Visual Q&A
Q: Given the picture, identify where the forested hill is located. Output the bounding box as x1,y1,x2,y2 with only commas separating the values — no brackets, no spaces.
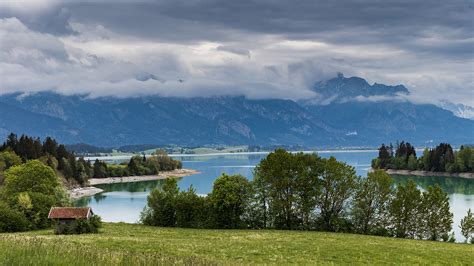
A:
1,75,472,147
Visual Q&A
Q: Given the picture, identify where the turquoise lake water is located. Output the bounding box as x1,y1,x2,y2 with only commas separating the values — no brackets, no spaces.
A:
75,151,474,240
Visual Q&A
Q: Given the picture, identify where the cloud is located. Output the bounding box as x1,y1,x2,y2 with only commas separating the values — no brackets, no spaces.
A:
0,0,74,34
216,45,251,58
0,0,472,107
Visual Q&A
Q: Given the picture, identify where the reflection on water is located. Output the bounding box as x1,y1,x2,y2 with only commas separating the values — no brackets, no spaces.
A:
391,175,474,195
75,151,474,240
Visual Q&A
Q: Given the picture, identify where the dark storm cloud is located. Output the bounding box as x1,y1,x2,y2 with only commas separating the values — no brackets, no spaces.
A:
65,0,473,57
0,0,473,106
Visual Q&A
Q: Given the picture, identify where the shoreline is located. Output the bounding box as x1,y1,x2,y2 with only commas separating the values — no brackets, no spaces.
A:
68,169,200,199
375,168,474,179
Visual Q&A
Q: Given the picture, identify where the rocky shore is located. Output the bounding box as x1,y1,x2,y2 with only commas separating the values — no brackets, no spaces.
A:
68,169,200,199
378,169,474,179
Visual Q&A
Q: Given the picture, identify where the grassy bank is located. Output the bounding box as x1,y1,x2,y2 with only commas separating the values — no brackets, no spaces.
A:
1,223,472,265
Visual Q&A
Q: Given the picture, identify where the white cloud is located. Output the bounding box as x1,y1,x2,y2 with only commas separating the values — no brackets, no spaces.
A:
0,1,473,108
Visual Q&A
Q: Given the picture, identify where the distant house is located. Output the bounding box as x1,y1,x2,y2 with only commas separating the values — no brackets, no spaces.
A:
48,207,94,234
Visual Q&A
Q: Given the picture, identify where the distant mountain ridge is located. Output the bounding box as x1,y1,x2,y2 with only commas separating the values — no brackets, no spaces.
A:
309,73,409,104
0,74,472,147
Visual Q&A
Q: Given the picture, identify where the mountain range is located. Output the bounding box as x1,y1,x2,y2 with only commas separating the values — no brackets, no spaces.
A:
0,74,472,148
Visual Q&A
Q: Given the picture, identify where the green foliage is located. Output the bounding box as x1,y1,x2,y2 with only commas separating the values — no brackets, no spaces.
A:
374,142,473,173
254,149,325,230
0,150,22,172
407,154,417,170
93,159,108,178
389,180,422,238
352,170,393,235
137,149,458,244
0,201,29,232
1,160,68,230
54,214,102,235
316,157,358,232
208,174,251,229
459,209,474,243
3,160,62,196
420,185,453,241
140,178,179,227
175,186,208,228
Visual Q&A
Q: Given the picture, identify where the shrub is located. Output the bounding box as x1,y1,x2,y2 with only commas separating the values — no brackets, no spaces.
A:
0,201,29,232
54,215,102,235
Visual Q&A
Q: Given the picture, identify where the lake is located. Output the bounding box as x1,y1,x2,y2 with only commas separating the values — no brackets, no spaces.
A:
76,151,474,240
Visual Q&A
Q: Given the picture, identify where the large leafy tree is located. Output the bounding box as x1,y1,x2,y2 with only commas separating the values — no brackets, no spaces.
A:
293,153,324,229
209,174,251,229
352,169,393,235
1,160,68,229
140,178,179,227
389,180,422,238
420,185,453,241
254,149,297,229
316,157,358,232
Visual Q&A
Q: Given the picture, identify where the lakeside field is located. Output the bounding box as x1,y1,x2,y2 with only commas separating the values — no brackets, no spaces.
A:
0,223,472,265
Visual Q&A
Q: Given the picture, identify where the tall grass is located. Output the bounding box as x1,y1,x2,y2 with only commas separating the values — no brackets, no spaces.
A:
0,235,211,266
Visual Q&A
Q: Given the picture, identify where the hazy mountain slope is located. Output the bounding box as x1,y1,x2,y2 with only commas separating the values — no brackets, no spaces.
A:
302,74,473,146
1,74,472,147
305,101,474,146
0,93,339,146
0,102,88,143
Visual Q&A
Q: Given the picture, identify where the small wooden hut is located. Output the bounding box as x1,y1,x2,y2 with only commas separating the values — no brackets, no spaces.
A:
48,207,94,234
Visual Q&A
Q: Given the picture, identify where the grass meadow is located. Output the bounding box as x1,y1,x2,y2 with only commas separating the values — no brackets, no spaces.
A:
0,223,472,265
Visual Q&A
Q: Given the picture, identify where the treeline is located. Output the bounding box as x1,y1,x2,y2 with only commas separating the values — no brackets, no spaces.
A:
0,133,182,186
141,149,474,243
0,133,88,184
92,151,182,178
372,141,474,173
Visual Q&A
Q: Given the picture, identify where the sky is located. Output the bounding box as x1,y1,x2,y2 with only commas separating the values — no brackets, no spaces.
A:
0,0,473,106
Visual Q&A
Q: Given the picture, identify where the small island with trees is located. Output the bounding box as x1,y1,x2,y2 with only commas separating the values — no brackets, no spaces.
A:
372,141,474,179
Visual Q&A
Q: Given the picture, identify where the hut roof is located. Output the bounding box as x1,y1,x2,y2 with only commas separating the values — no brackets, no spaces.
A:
48,207,93,219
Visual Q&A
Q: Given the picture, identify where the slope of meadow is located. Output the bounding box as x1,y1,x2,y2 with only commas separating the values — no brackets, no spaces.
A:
0,223,472,265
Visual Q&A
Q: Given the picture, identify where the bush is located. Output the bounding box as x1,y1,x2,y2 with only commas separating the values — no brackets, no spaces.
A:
54,215,102,235
0,201,29,232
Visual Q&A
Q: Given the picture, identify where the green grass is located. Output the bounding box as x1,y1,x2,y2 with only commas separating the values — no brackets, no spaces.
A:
1,223,472,265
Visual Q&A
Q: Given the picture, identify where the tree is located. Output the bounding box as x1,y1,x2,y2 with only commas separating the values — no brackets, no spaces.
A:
407,155,417,171
42,137,58,158
2,160,68,229
352,170,393,235
389,180,422,238
378,144,391,168
0,201,29,232
420,185,453,241
459,209,474,243
3,160,63,197
209,174,251,229
56,144,69,161
316,157,358,232
0,151,22,173
140,178,179,227
253,149,297,229
422,148,431,171
293,153,323,229
175,186,208,228
247,170,270,229
93,159,108,178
